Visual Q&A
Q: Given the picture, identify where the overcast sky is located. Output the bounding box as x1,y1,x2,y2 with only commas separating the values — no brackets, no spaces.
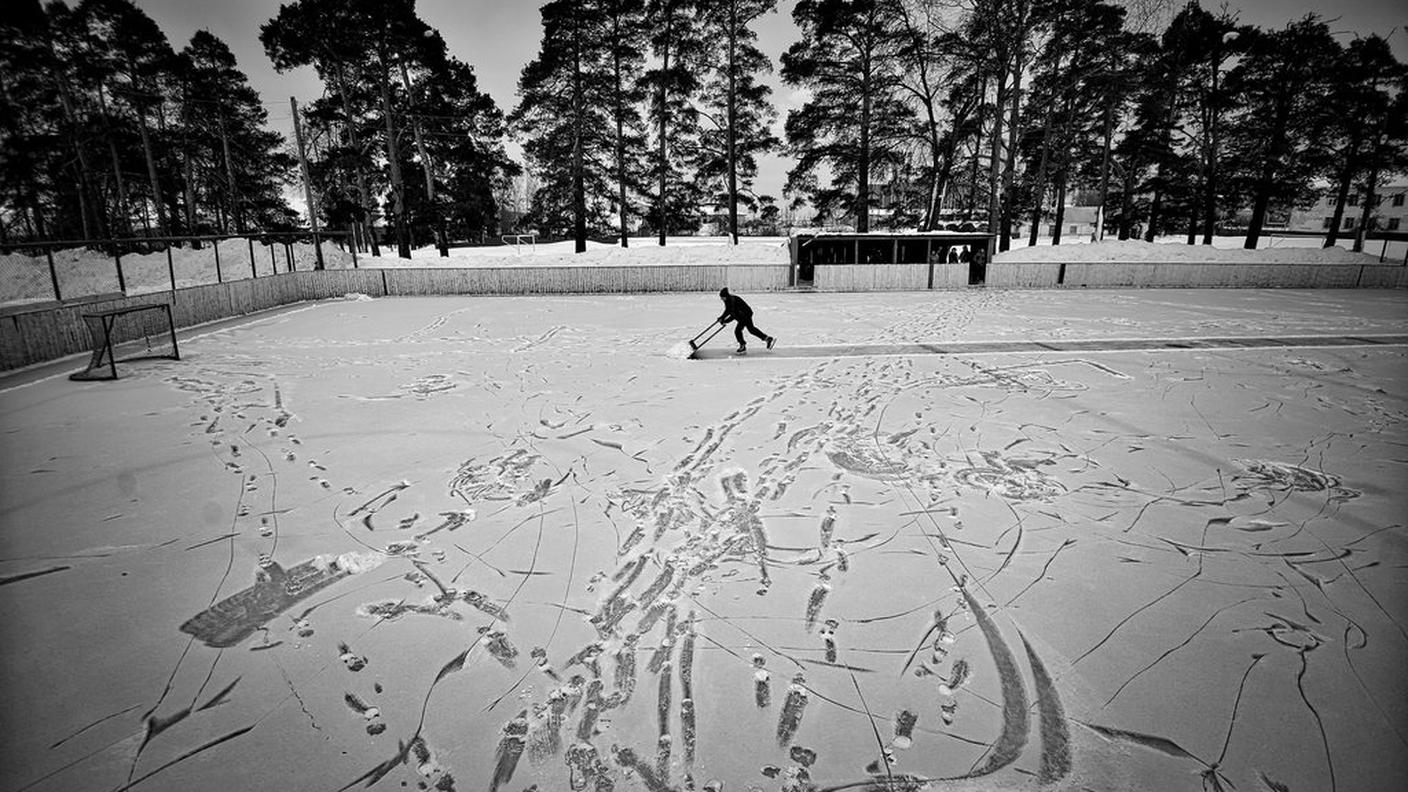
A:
129,0,1406,201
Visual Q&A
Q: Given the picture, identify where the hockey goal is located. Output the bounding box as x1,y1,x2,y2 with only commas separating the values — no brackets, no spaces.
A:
69,303,181,381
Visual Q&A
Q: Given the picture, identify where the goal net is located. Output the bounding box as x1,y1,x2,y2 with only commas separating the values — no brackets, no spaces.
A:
69,303,181,381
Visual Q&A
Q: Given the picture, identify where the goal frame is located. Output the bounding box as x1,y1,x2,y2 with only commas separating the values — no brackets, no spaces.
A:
69,303,181,381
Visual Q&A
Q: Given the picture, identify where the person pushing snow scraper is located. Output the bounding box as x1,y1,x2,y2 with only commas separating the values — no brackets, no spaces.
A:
717,287,775,355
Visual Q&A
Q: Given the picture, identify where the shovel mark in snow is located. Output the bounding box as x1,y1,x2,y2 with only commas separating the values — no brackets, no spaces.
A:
679,614,698,765
179,556,354,648
754,654,772,708
615,634,639,704
804,581,831,632
776,673,809,747
489,710,529,792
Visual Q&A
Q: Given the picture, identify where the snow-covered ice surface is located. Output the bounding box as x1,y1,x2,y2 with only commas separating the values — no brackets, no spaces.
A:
1,288,1406,792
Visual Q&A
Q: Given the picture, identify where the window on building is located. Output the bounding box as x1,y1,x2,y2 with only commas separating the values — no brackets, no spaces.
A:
1390,218,1402,231
1349,194,1359,206
1394,194,1405,207
1322,217,1333,229
1069,225,1079,234
1344,217,1356,230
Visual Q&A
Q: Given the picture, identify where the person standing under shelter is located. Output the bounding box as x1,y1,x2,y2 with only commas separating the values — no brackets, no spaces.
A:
717,287,775,356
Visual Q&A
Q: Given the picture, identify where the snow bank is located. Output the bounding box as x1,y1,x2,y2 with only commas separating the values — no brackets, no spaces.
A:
367,236,790,269
994,238,1378,264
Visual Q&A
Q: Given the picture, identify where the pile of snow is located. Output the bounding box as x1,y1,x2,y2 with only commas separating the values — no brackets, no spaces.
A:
994,238,1380,264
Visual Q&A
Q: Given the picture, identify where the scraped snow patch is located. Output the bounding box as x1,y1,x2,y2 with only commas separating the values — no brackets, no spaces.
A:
343,292,374,301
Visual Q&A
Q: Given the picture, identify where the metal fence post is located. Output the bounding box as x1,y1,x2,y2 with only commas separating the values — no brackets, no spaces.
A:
166,245,176,293
248,238,256,278
214,238,223,283
45,246,62,301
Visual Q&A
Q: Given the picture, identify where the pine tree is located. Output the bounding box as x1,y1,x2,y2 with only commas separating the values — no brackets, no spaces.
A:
602,0,650,246
643,0,707,243
695,0,779,242
1223,15,1339,249
0,0,67,240
1320,36,1406,249
964,0,1035,239
1019,0,1131,246
512,0,620,252
262,0,385,254
400,53,519,247
782,0,914,232
176,31,294,235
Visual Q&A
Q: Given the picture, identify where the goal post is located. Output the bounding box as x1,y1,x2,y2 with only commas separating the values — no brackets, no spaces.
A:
69,303,181,381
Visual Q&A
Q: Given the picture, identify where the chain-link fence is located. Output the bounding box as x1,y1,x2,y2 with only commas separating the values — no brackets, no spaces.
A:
0,232,357,309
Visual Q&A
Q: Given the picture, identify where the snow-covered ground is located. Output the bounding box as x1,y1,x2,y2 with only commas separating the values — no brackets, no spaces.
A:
4,233,1400,309
2,287,1405,792
993,236,1393,263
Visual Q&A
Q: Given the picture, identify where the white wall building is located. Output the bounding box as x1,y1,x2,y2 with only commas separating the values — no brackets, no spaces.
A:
1288,183,1408,233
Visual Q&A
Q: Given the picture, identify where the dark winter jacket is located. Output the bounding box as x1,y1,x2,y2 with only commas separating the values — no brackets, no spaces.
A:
718,292,753,324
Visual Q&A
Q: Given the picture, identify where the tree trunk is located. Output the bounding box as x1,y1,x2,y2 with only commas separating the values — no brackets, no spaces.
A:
1095,103,1113,241
183,145,197,240
135,104,168,237
399,63,445,257
612,12,629,248
379,72,410,259
572,3,588,253
1027,106,1053,247
969,73,985,217
985,68,1008,236
857,46,871,233
725,0,739,243
217,114,240,234
1201,45,1224,245
1324,150,1356,248
1354,164,1380,254
335,67,379,257
1145,180,1162,242
1052,175,1066,245
999,55,1024,251
1243,173,1271,250
98,87,130,235
657,5,672,246
1118,163,1134,240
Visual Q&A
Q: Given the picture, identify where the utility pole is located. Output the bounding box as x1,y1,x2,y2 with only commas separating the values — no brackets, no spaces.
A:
291,97,324,269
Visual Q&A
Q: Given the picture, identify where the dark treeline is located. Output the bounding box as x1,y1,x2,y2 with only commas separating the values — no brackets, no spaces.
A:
0,0,296,245
516,0,1407,252
2,0,1405,256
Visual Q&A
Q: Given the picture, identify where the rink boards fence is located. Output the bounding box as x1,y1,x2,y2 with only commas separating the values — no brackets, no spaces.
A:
2,260,1405,372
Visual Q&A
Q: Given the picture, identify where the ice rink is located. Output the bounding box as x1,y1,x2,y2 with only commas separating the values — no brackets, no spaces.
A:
2,287,1406,792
